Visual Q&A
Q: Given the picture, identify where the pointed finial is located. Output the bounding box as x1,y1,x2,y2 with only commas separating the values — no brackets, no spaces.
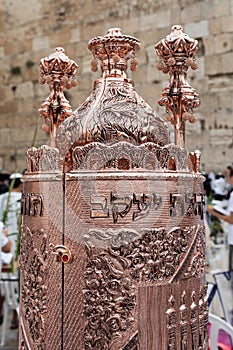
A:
88,28,140,78
38,47,79,147
155,25,200,148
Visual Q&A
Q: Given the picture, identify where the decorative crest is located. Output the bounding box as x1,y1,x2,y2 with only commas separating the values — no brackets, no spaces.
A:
88,28,140,77
38,47,78,147
155,25,200,148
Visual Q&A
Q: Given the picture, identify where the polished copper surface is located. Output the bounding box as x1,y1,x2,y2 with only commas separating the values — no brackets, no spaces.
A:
57,28,169,172
155,24,200,148
38,47,78,148
19,26,208,350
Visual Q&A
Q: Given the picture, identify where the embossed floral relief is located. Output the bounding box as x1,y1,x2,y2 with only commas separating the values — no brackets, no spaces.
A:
26,145,61,173
83,251,136,349
83,225,205,349
57,79,169,162
19,226,49,349
72,141,188,172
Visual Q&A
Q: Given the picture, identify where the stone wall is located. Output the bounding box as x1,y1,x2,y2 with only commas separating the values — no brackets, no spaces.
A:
0,0,233,174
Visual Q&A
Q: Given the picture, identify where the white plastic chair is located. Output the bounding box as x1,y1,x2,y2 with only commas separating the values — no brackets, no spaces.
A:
0,271,19,346
213,270,233,325
209,313,233,350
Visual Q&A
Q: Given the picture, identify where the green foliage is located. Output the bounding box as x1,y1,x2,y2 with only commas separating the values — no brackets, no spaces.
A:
10,66,21,75
2,177,16,225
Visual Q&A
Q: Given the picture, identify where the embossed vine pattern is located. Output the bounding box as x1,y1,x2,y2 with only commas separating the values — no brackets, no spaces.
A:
20,226,49,350
83,248,136,349
83,225,204,349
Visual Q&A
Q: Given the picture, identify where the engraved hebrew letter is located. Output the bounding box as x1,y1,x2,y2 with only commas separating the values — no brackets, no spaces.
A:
90,194,109,218
152,193,162,210
132,193,152,221
110,192,132,223
170,194,184,217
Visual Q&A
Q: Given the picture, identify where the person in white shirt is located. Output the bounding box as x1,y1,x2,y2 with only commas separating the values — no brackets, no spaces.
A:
0,221,12,255
0,172,22,329
207,167,233,270
0,172,22,259
0,221,12,325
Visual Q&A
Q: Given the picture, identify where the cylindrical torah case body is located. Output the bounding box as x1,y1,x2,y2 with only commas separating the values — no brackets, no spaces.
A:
19,26,208,350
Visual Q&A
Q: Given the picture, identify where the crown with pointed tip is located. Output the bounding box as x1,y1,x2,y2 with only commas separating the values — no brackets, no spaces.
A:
88,28,140,77
155,25,198,71
39,47,78,89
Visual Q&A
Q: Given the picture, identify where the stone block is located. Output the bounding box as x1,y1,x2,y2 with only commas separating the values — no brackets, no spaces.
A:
82,23,105,41
32,36,50,51
156,10,171,29
0,156,4,170
4,0,42,25
0,46,4,59
221,15,233,33
70,28,81,43
0,102,19,115
214,0,230,18
119,17,140,35
181,2,203,23
210,128,233,146
0,129,11,147
10,126,36,144
185,20,209,38
205,55,222,76
50,31,71,48
139,30,159,47
221,52,233,74
214,33,233,54
195,77,209,94
139,13,158,32
23,66,40,82
15,81,35,99
209,18,222,36
203,36,215,56
0,86,14,103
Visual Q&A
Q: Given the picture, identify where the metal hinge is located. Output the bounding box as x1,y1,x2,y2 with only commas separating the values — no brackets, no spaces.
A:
49,243,73,264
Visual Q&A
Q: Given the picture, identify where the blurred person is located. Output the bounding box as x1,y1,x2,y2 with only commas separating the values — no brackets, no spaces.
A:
224,165,233,198
207,166,233,271
212,173,226,199
0,173,9,195
0,172,22,329
0,172,22,259
208,171,216,191
0,221,12,254
0,221,12,325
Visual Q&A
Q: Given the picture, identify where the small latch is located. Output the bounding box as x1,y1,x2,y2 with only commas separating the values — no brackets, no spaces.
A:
49,243,73,264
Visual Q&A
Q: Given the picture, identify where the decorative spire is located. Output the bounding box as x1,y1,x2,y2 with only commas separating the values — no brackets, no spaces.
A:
155,25,200,148
88,28,140,78
38,47,78,148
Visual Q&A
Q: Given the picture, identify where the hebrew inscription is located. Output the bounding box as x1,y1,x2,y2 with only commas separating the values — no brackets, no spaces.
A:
90,191,205,223
21,193,43,217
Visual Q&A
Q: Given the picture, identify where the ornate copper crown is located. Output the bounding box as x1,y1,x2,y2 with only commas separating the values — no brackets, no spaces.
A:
88,28,140,76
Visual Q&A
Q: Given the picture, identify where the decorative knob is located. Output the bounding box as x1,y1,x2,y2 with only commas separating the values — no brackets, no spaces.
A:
155,25,200,148
88,28,140,76
49,243,73,264
38,47,79,148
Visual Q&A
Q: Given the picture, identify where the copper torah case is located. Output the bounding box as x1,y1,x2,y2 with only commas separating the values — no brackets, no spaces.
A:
19,26,208,349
